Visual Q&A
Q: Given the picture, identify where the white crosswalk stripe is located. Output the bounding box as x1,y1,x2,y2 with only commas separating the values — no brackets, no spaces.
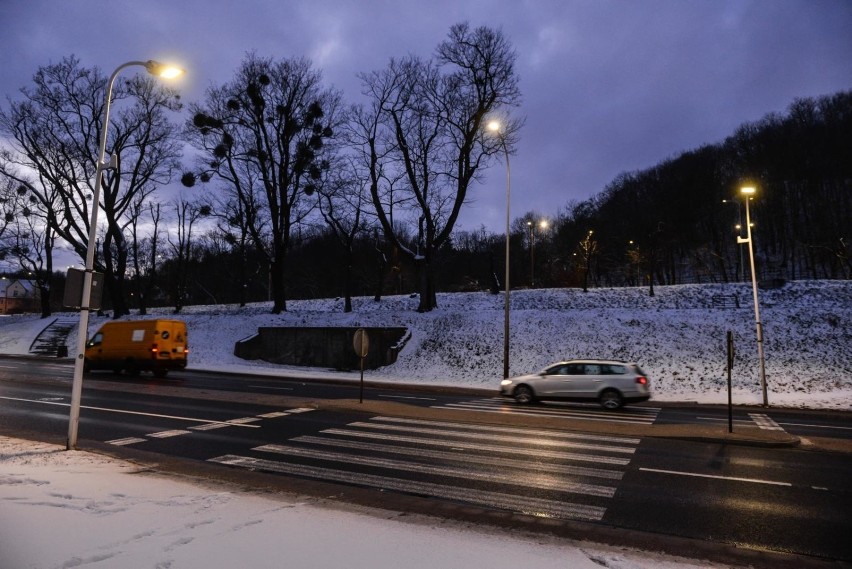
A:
433,397,660,425
209,414,645,522
749,413,785,431
287,435,626,480
318,427,631,465
210,454,608,521
255,444,617,497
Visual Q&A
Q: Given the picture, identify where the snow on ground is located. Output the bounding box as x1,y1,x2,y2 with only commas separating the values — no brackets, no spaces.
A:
0,436,731,569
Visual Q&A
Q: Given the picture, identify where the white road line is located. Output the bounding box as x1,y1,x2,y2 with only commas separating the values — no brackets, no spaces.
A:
776,421,852,432
320,428,632,465
248,385,294,391
640,467,792,486
290,435,625,480
345,421,637,454
255,444,617,497
106,437,147,446
435,403,657,424
697,416,758,425
209,455,607,521
226,417,262,424
257,411,290,418
377,394,437,401
373,416,641,445
0,395,259,428
147,430,192,439
189,423,231,431
477,398,662,413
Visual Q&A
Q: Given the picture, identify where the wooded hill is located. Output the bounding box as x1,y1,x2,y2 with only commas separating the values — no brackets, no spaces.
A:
9,91,852,313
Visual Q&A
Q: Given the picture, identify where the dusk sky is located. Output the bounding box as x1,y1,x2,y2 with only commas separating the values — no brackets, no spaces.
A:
1,0,850,234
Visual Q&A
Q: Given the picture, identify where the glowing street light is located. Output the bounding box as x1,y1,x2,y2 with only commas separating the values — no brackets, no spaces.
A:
67,60,184,450
736,185,768,407
487,120,512,379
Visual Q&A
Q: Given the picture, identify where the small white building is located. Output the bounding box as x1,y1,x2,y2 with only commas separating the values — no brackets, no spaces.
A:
0,278,40,314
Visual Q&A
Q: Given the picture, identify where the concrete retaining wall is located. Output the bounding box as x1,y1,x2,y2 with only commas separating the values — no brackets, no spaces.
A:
234,327,410,370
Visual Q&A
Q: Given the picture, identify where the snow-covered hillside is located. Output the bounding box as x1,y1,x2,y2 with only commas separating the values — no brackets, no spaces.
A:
1,280,849,410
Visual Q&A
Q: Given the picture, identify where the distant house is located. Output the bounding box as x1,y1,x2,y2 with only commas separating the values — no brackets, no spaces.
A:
0,279,41,314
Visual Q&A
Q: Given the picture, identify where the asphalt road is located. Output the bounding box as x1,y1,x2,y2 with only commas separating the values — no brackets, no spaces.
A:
1,356,850,568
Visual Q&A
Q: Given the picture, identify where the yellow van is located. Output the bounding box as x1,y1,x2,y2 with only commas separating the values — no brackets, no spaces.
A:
84,319,188,377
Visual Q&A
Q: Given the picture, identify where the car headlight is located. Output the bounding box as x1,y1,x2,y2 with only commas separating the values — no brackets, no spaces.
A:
500,379,514,386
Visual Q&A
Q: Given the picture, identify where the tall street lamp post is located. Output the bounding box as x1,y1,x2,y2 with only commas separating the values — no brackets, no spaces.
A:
736,185,768,407
527,221,534,286
67,60,183,450
527,219,547,287
487,120,511,379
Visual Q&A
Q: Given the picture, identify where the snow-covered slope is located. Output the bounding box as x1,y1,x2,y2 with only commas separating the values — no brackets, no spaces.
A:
1,280,849,410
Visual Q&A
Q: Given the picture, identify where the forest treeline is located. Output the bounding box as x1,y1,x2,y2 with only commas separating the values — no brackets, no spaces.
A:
0,22,849,318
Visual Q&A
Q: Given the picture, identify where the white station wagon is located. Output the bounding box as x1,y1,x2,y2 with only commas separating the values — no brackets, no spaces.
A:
500,359,651,409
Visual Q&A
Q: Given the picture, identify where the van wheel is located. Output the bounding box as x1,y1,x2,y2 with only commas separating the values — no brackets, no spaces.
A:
83,359,91,373
125,360,140,377
600,389,623,410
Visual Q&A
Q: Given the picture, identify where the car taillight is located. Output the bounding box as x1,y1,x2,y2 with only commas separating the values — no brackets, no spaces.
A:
151,344,159,358
636,376,648,385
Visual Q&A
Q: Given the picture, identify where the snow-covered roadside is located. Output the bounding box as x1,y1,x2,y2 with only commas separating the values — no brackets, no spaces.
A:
0,436,729,569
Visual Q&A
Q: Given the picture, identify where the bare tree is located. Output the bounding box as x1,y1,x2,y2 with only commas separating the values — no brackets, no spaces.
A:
167,197,209,313
352,23,522,312
0,176,55,317
184,53,342,313
0,56,183,317
128,197,162,314
316,157,370,312
576,230,598,293
0,178,16,262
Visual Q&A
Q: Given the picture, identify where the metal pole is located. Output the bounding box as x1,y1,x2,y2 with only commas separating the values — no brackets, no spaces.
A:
530,225,535,287
741,197,768,407
502,146,511,379
67,61,147,450
727,331,733,433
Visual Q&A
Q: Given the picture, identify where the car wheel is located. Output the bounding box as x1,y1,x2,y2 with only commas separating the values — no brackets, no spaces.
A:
600,389,623,410
513,385,535,404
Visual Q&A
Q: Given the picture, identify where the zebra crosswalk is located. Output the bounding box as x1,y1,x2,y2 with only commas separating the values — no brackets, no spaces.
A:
432,397,661,425
209,415,645,522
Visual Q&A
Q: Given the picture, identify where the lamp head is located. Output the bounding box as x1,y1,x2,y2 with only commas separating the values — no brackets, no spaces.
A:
486,120,502,133
740,186,756,196
145,60,184,79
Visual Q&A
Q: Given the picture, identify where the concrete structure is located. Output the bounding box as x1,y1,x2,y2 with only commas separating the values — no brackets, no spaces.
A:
235,327,410,370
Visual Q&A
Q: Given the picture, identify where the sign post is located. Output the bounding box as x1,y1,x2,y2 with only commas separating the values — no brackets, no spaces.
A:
727,331,734,433
353,328,369,403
